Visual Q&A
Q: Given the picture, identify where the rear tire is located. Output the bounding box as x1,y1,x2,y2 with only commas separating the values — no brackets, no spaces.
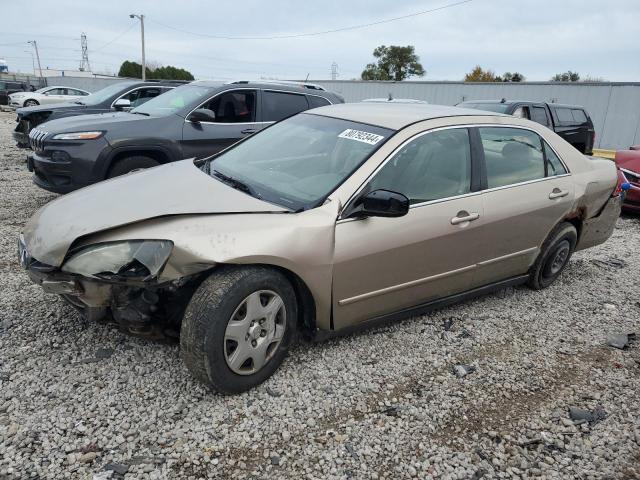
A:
527,222,577,290
180,266,297,394
24,99,39,107
107,155,159,178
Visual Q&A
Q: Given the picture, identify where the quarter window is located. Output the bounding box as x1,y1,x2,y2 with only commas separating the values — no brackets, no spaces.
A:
544,142,568,176
479,127,545,188
555,108,574,124
201,90,257,123
571,109,588,123
263,91,309,122
308,95,331,108
368,128,472,204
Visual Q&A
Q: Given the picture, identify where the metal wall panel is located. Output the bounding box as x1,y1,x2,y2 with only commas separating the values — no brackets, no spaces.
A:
312,80,640,149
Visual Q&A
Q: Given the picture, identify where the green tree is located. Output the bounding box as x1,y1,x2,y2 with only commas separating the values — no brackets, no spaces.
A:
117,61,194,81
551,71,580,82
361,45,425,81
502,71,525,82
464,66,500,82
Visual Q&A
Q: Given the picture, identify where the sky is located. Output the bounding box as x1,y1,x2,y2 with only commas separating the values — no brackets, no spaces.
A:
1,0,639,82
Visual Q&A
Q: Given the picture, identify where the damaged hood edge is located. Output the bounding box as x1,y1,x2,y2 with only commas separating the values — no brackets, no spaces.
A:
23,159,288,267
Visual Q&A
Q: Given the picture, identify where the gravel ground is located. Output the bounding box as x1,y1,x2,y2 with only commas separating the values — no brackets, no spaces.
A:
0,110,639,480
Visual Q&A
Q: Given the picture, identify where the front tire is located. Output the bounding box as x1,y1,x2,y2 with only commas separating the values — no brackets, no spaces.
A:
24,99,39,107
107,155,159,179
180,266,297,394
527,222,577,290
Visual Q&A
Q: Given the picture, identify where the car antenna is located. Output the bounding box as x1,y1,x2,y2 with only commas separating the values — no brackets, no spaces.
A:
388,92,393,101
500,97,506,103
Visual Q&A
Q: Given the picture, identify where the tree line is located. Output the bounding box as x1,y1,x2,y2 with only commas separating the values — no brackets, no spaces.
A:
359,45,603,82
118,61,194,81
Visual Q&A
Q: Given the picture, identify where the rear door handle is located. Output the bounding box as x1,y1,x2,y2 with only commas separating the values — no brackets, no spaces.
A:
450,211,480,225
241,128,256,135
549,189,569,199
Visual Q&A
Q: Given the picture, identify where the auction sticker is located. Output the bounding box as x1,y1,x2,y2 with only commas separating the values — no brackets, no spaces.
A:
338,129,384,145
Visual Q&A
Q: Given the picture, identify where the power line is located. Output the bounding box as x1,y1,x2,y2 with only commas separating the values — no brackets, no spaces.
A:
92,21,137,52
146,0,476,40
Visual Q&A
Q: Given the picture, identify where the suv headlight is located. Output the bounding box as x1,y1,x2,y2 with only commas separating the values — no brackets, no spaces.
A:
61,240,173,280
52,131,103,140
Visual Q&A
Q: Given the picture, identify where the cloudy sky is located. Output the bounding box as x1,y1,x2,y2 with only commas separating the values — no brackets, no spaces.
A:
1,0,638,81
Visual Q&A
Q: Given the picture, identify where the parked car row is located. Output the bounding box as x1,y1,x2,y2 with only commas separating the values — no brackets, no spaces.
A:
457,99,596,155
18,91,626,393
9,85,90,108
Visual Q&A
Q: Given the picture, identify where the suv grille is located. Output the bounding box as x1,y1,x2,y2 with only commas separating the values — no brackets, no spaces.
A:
29,128,47,151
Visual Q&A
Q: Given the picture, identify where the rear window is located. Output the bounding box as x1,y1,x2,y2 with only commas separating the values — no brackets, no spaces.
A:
571,109,588,123
263,91,309,122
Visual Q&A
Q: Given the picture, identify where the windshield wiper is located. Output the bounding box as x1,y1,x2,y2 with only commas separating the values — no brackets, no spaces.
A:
212,169,257,197
73,101,85,105
131,111,150,116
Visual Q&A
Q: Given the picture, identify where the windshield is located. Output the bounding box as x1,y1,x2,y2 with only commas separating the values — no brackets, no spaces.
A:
76,82,138,106
207,113,393,211
459,102,511,113
131,84,211,116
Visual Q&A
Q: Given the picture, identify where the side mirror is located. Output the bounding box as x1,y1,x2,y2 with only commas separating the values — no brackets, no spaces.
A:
188,108,216,123
348,189,409,219
113,98,131,111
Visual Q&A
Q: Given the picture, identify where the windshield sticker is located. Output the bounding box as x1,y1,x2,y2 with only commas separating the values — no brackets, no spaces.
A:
338,129,385,145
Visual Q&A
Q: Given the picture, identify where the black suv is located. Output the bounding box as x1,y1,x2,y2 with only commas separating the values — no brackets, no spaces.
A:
13,80,184,147
26,81,344,193
457,100,596,154
1,80,31,106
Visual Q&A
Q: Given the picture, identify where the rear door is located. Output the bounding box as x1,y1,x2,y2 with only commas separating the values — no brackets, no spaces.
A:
550,106,588,152
181,88,261,159
472,126,574,284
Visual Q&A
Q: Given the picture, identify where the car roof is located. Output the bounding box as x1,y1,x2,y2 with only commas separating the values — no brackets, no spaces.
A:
190,80,333,96
461,99,587,110
306,102,506,130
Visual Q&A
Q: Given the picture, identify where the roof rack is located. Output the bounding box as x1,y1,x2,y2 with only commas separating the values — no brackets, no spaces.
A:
228,80,326,91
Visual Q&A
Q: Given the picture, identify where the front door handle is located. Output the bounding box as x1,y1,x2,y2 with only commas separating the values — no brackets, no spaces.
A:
450,211,480,225
241,128,256,135
549,188,569,199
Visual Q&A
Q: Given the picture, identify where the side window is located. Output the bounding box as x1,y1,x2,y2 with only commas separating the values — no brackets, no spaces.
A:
479,127,545,188
263,91,309,122
512,106,529,119
130,87,162,107
555,108,574,124
201,90,256,123
571,109,588,124
544,142,568,176
368,128,471,204
308,95,331,108
530,107,550,126
45,88,64,95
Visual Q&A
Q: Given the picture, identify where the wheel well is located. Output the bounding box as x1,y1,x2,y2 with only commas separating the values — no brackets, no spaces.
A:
268,265,317,335
108,149,170,173
564,216,583,241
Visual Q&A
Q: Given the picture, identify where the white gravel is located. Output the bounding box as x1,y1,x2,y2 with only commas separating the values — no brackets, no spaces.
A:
1,110,639,479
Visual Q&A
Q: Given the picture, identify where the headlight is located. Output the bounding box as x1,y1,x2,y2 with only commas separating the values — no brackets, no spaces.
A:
52,131,103,140
61,240,173,280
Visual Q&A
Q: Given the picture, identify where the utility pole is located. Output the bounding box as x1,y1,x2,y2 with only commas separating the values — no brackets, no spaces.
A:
129,14,146,80
331,62,338,81
79,33,91,72
28,40,43,78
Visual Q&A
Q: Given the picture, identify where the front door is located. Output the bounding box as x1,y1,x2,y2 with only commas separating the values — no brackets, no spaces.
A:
332,127,484,328
181,89,262,159
472,126,575,284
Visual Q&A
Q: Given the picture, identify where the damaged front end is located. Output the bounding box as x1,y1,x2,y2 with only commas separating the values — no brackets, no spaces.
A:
18,236,206,339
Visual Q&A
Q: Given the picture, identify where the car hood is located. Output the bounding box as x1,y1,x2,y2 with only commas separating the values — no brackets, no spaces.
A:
614,150,640,173
17,102,88,116
23,159,288,267
36,111,152,133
